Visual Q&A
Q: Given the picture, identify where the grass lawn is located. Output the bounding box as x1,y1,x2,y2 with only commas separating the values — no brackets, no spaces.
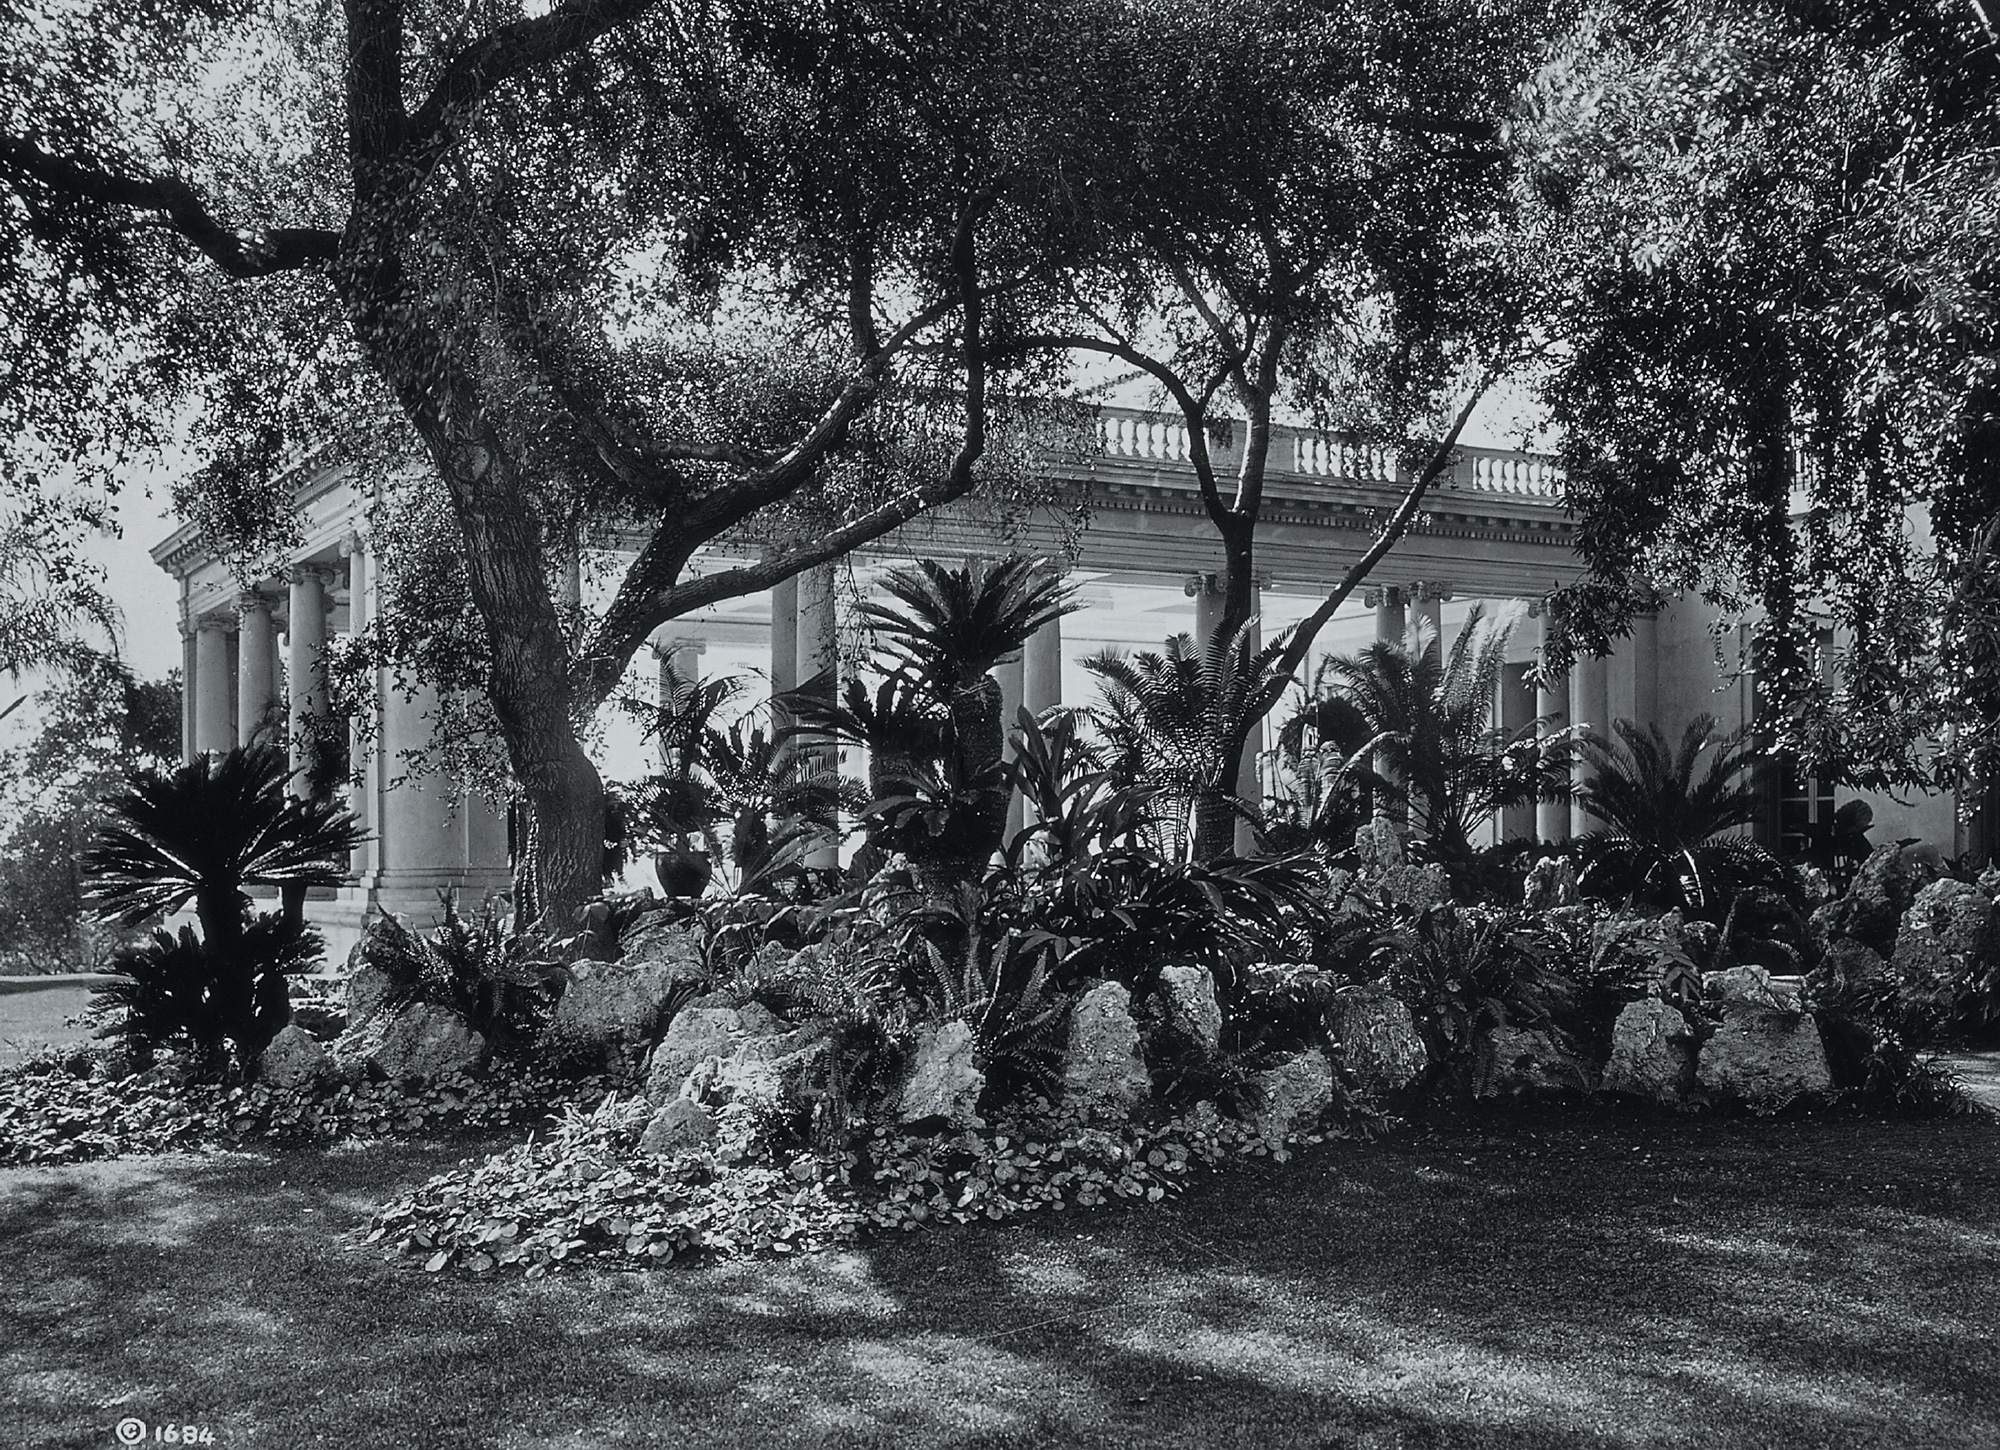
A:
0,983,99,1071
4,1110,1998,1449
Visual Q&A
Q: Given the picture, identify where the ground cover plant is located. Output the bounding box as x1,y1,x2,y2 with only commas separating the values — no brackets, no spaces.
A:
5,1109,2000,1449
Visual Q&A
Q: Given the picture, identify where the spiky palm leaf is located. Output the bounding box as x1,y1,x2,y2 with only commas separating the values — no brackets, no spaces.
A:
1323,604,1564,864
85,745,366,936
1083,624,1296,859
859,556,1075,690
1574,714,1778,912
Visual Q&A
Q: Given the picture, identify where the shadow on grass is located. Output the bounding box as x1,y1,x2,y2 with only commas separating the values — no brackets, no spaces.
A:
4,1111,1999,1449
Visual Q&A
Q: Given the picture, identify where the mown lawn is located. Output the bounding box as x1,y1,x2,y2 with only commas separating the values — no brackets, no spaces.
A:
3,1108,1997,1449
0,983,98,1071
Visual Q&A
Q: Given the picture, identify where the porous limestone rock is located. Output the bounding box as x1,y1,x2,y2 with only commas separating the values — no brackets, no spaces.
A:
1352,819,1406,873
258,1023,331,1090
344,966,395,1034
1062,981,1150,1120
644,1006,759,1101
341,1002,488,1084
639,1096,718,1156
1249,1048,1335,1141
1328,983,1427,1096
1891,878,1994,992
1601,998,1695,1103
710,1025,834,1116
1159,965,1222,1053
619,913,706,972
1696,966,1831,1107
1378,863,1451,914
548,957,699,1056
1523,856,1580,911
1823,842,1944,953
898,1020,984,1125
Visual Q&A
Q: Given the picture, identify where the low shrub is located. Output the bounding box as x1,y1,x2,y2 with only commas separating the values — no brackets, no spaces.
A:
0,1051,625,1167
369,1096,1341,1278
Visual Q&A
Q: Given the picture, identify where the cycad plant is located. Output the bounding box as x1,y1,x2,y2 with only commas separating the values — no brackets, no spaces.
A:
1322,604,1568,867
84,745,365,1074
791,555,1074,890
860,554,1075,781
1082,621,1294,861
1573,714,1784,914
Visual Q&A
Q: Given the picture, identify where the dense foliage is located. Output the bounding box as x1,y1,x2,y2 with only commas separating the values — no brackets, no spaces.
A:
83,745,364,1073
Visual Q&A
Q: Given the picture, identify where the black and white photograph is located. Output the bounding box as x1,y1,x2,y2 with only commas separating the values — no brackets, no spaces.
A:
3,1,1998,1444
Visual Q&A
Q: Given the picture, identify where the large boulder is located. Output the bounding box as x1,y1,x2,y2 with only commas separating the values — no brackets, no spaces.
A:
619,914,706,972
1248,1049,1336,1141
1824,842,1945,953
898,1020,985,1125
1696,965,1831,1107
1891,878,1994,993
1705,963,1800,1012
343,915,425,1030
337,1002,488,1084
1523,856,1580,911
258,1023,332,1091
1159,966,1222,1053
636,1000,800,1104
547,957,701,1060
1378,863,1451,914
1329,983,1427,1096
1480,1024,1596,1096
644,1005,765,1102
639,1096,718,1156
1062,981,1150,1121
708,1024,835,1118
1601,998,1695,1104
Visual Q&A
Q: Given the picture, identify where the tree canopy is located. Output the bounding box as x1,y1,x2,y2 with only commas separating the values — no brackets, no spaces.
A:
1514,0,2000,797
1,0,1128,919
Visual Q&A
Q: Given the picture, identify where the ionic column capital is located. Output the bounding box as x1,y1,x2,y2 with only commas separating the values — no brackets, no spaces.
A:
287,562,338,590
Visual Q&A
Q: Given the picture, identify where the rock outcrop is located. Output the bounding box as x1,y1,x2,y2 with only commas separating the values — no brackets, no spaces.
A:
1249,1049,1335,1141
1062,981,1149,1121
898,1020,984,1125
1329,983,1427,1096
1696,965,1830,1107
1601,998,1695,1104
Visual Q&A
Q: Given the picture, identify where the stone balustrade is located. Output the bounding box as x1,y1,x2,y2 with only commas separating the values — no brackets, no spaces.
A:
1093,404,1565,502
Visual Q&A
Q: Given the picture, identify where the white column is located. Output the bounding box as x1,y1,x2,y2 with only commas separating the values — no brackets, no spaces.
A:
1235,582,1264,856
1373,583,1406,648
236,590,278,747
287,564,330,798
1570,651,1609,838
769,576,799,700
795,564,839,869
1534,606,1572,845
1500,651,1537,844
343,536,375,881
179,620,198,763
1370,585,1407,831
1630,610,1658,729
1024,614,1063,717
1189,572,1223,650
193,617,233,757
1415,586,1444,660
